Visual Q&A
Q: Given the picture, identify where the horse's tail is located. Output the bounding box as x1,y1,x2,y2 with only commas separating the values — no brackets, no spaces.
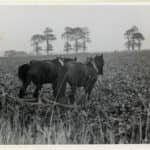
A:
18,63,30,83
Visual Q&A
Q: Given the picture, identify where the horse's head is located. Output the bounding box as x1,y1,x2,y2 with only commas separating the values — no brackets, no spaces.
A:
86,54,104,75
94,54,104,75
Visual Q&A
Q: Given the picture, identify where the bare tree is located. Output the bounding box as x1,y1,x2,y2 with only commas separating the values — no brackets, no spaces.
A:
31,34,44,55
81,27,90,52
62,27,90,53
124,25,139,51
124,29,132,50
132,32,145,50
71,27,83,53
63,42,72,54
62,27,73,53
124,40,132,51
43,27,56,55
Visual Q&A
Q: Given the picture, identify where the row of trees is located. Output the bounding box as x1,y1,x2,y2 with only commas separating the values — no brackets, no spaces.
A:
31,27,56,55
31,27,90,55
124,26,145,51
31,25,145,55
62,27,90,53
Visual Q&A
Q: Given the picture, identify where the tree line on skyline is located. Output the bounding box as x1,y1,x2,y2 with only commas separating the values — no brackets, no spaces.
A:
124,25,145,51
31,27,90,55
31,25,145,56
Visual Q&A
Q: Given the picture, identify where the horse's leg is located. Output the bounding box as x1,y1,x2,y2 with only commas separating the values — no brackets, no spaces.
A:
85,81,96,100
69,85,76,104
19,79,30,98
52,81,57,98
85,86,93,100
55,80,67,115
33,84,42,100
78,85,92,108
19,84,25,98
55,71,67,101
58,80,67,98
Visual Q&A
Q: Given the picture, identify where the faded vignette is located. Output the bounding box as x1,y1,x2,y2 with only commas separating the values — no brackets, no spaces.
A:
0,0,150,150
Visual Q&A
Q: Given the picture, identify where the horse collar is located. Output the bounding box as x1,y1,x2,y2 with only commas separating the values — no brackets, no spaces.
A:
92,61,98,73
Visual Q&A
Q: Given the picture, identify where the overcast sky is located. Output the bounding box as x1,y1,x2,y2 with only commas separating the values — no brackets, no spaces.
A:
0,5,150,55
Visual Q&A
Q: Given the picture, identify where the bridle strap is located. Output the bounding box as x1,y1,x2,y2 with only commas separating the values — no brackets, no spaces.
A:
58,58,64,66
91,60,98,73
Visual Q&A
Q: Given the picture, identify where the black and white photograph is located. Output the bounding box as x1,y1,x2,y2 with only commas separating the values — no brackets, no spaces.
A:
0,3,150,144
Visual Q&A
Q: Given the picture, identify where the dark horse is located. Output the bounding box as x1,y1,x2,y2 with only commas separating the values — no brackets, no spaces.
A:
57,54,104,104
18,57,77,101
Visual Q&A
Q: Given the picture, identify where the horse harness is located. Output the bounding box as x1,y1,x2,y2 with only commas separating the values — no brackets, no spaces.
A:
91,60,98,73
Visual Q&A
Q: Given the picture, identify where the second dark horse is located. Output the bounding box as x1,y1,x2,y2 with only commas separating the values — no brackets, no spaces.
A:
57,54,104,104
